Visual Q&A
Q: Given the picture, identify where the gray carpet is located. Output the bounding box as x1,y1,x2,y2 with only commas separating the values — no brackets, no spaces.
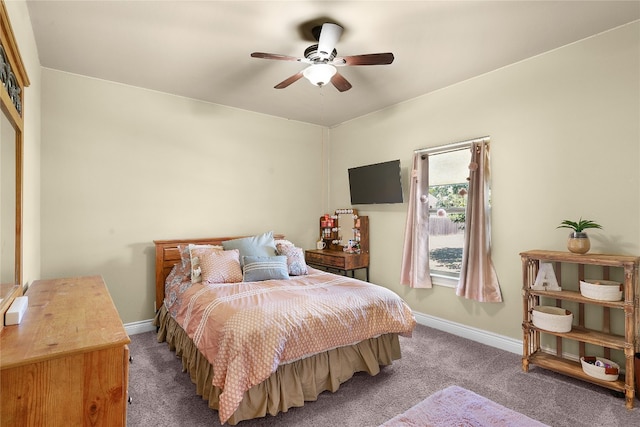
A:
126,324,639,426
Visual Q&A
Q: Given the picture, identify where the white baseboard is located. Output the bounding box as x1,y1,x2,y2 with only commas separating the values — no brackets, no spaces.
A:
124,319,156,336
413,310,522,355
125,312,523,356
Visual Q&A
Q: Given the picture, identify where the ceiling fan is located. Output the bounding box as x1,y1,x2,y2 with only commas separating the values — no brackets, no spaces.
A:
251,23,394,92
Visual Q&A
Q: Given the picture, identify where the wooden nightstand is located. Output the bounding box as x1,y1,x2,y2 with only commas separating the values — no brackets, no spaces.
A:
305,249,370,281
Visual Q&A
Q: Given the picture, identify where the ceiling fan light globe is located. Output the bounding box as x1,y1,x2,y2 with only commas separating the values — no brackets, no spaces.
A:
303,64,337,87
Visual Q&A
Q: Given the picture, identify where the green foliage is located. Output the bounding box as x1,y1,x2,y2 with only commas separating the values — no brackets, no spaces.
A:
448,213,466,230
557,218,603,233
429,183,468,209
449,213,465,224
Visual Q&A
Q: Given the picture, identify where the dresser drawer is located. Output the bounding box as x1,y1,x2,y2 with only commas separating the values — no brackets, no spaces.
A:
306,251,346,268
305,250,369,281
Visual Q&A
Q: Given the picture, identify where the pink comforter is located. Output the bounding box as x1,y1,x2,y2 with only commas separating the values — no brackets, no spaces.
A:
172,269,416,424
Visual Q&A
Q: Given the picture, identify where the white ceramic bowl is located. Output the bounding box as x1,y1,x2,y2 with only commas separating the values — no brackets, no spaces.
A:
579,279,623,302
531,306,573,333
580,356,620,381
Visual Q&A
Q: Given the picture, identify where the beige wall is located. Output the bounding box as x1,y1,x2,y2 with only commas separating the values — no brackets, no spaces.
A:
328,22,640,340
40,70,324,323
9,0,640,343
5,0,42,287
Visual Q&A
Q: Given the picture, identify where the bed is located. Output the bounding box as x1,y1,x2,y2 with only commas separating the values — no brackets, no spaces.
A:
153,232,416,425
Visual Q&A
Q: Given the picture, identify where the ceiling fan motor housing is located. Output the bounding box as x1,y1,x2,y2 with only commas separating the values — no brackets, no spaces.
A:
304,44,337,62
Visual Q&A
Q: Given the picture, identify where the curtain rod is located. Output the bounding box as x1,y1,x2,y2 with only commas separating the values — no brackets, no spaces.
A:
414,136,490,156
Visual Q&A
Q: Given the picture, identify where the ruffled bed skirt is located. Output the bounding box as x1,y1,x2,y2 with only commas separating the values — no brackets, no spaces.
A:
154,305,402,425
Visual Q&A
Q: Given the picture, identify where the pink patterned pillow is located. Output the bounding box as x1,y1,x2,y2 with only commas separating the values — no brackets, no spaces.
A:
192,247,243,284
188,244,224,283
276,244,308,276
274,239,295,247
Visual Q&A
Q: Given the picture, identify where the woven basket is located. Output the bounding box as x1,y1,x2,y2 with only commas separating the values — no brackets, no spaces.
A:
579,279,623,302
531,306,573,333
580,356,620,381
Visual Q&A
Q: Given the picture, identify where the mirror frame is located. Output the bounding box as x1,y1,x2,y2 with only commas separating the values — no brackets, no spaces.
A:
0,0,29,295
335,208,358,248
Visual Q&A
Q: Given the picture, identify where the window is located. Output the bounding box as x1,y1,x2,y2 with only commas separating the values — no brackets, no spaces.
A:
401,137,501,300
427,146,470,285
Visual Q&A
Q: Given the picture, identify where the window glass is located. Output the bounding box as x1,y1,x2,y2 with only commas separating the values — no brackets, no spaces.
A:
428,147,469,279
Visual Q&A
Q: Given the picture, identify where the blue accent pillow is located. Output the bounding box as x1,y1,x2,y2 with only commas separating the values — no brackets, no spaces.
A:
222,231,277,267
242,255,290,282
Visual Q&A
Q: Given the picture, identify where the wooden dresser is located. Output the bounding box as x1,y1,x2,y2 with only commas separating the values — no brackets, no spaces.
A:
307,210,370,281
0,276,131,426
305,250,370,281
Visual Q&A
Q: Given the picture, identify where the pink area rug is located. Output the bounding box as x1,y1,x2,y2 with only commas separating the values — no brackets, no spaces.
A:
380,385,548,427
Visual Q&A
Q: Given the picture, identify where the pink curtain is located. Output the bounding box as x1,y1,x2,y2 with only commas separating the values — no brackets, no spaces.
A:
456,142,502,302
400,153,432,288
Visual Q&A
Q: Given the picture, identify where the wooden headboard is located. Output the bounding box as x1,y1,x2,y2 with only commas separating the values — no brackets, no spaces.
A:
154,234,284,312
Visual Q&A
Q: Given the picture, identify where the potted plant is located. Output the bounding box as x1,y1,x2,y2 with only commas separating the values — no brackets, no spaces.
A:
557,218,602,254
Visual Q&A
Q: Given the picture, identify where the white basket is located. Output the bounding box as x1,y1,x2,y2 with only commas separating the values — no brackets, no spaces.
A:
531,306,573,333
579,279,623,302
580,356,620,381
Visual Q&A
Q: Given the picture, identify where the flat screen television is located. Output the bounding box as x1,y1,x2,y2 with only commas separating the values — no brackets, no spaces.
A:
348,159,403,204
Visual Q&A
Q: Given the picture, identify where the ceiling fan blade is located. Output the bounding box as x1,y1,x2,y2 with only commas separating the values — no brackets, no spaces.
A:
338,53,395,66
274,71,304,89
317,23,343,59
330,72,352,92
251,52,300,62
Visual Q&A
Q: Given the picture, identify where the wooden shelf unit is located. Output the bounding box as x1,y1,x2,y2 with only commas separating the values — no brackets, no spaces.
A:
520,250,640,409
528,351,627,393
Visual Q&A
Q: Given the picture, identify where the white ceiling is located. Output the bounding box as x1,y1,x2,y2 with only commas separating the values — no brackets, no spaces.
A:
26,1,640,127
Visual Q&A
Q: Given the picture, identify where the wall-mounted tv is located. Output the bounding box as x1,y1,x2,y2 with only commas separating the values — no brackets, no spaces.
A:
348,160,403,205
